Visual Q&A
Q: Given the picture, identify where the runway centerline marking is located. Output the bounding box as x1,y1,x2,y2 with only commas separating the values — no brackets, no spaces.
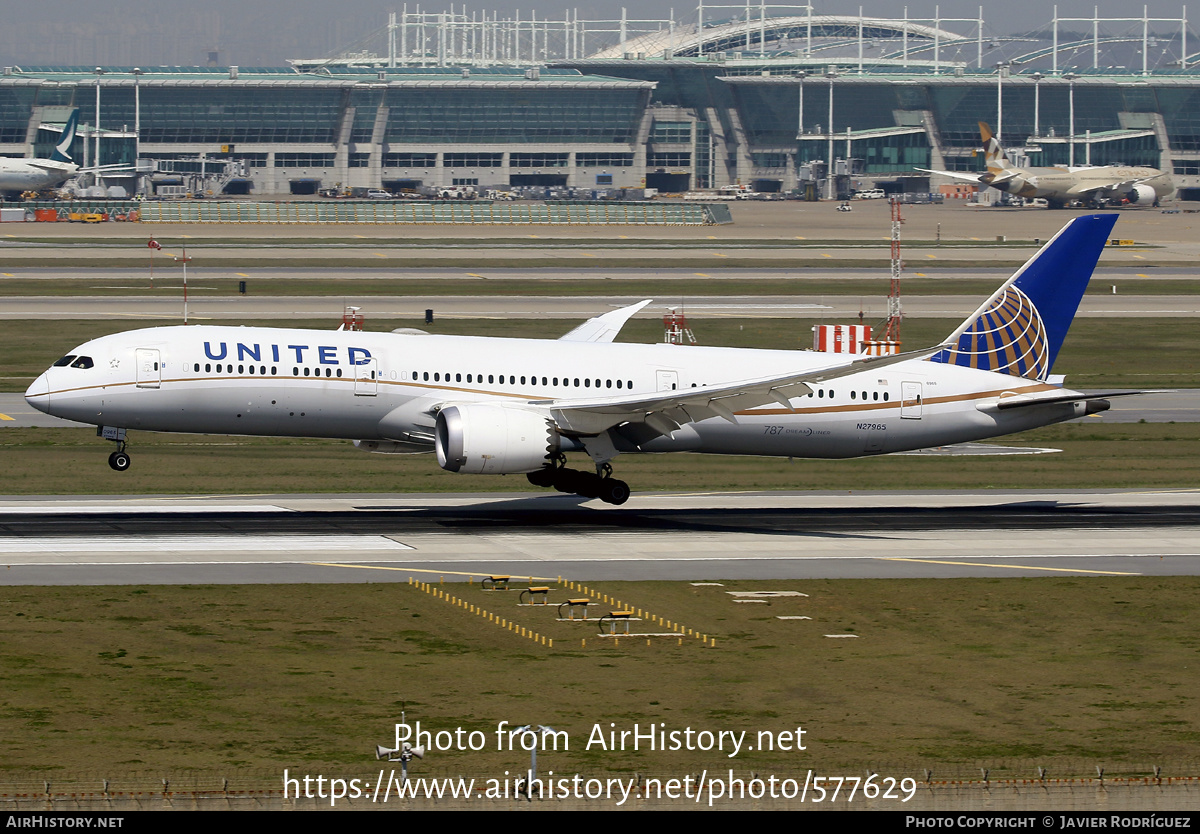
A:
880,557,1139,575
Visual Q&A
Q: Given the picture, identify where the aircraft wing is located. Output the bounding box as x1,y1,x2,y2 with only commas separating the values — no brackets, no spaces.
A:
559,299,652,343
1066,176,1156,196
24,160,72,174
540,343,948,437
914,168,985,184
1066,181,1119,195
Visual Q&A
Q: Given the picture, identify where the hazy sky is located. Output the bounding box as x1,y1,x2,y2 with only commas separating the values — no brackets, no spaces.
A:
1,1,1193,67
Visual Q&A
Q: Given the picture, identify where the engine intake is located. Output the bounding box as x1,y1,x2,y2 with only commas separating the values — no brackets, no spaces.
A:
1125,183,1156,205
435,403,557,475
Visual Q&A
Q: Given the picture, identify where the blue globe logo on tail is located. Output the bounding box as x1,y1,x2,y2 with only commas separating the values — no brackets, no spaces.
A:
931,214,1118,381
943,285,1049,380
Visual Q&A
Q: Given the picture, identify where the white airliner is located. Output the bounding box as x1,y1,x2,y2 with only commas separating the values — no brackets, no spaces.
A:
26,214,1129,505
0,111,81,194
922,122,1174,209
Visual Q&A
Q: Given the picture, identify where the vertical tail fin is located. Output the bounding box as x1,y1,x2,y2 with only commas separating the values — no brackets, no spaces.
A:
931,214,1118,380
978,121,1013,174
50,109,79,163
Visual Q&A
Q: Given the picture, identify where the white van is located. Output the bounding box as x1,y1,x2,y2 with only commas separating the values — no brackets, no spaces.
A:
853,188,886,200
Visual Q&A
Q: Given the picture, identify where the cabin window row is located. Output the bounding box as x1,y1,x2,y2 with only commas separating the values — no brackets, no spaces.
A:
194,363,282,376
802,388,891,401
415,371,635,390
192,363,362,380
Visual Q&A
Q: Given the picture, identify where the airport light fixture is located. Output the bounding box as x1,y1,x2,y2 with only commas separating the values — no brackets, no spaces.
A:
825,69,837,201
93,67,105,172
1063,71,1079,166
795,70,807,191
995,62,1010,142
131,67,143,163
795,69,807,139
1031,71,1044,138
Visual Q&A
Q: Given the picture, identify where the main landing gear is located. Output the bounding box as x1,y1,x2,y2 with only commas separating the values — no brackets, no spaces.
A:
526,458,631,505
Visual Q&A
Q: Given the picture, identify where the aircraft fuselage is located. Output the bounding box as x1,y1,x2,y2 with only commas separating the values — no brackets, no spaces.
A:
27,325,1091,461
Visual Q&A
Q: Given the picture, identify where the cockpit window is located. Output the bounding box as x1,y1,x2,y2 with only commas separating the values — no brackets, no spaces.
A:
52,355,77,367
70,356,94,369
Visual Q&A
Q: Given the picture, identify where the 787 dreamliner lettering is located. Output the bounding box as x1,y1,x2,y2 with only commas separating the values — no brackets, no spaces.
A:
26,215,1132,505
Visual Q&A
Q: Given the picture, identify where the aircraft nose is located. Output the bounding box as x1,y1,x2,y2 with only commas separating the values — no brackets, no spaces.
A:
25,372,49,414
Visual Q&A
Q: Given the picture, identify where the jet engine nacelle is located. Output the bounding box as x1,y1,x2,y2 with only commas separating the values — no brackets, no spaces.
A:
435,403,557,475
1124,183,1157,205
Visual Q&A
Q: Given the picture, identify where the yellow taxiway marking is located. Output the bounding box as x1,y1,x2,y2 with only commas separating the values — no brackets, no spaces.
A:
0,414,14,421
713,252,727,257
529,234,540,238
915,272,926,277
1133,254,1145,259
181,234,193,238
795,236,806,240
707,235,717,239
466,273,487,278
354,234,367,238
582,252,597,257
236,272,249,277
374,252,386,257
310,562,561,582
882,557,1138,576
926,254,938,259
821,253,832,258
619,235,629,239
694,272,710,277
2,273,12,277
971,236,980,240
1137,273,1148,278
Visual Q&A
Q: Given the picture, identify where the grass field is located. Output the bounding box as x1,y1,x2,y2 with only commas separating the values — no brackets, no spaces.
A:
1,577,1196,783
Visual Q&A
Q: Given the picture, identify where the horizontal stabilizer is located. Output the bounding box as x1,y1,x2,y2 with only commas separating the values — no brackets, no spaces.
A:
976,389,1163,413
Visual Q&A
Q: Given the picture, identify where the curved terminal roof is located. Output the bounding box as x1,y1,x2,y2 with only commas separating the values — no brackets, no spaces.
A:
587,14,970,59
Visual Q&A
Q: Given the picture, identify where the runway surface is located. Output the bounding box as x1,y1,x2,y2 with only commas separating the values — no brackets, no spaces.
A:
2,490,1197,585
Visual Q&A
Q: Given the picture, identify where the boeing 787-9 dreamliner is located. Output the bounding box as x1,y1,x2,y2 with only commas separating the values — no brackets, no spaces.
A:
27,214,1131,504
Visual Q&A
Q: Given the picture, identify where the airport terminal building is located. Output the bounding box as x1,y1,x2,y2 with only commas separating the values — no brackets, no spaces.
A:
4,8,1200,197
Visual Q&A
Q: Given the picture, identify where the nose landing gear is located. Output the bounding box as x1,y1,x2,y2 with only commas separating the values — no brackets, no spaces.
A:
98,426,130,471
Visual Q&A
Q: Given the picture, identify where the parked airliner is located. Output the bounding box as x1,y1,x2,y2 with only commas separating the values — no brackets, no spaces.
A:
921,122,1174,208
26,214,1128,505
0,111,80,194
